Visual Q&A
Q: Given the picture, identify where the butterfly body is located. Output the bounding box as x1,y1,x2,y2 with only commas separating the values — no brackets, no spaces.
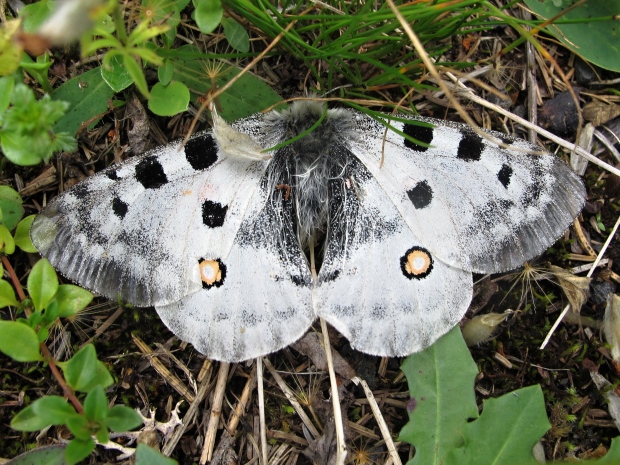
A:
31,101,585,361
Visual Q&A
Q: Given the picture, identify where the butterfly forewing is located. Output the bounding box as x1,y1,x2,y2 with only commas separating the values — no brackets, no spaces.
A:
352,113,586,274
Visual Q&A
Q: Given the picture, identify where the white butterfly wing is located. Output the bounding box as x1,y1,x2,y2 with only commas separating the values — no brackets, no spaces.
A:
314,154,472,357
31,133,267,306
156,172,314,362
351,113,585,274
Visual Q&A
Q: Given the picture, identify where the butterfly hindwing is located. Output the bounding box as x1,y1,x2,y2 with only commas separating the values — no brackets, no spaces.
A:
315,154,472,356
31,133,268,306
351,113,586,274
156,154,314,362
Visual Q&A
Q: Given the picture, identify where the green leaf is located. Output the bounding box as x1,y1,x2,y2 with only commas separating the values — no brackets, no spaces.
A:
158,59,174,85
14,215,38,253
1,132,48,166
27,258,59,312
123,54,150,97
107,405,142,432
0,320,42,362
19,0,54,33
135,443,178,465
148,81,190,116
10,404,51,432
51,66,116,136
101,53,134,92
0,75,15,113
65,415,91,441
399,327,479,465
445,385,550,465
192,0,223,34
2,444,66,464
524,0,620,72
64,344,98,392
64,438,94,465
598,437,620,463
221,18,249,53
0,279,19,308
0,224,15,254
84,385,108,423
77,360,114,392
53,284,93,318
0,185,25,231
30,396,78,426
170,57,283,121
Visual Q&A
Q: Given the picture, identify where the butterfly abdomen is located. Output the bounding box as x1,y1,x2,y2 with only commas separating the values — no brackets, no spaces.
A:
263,102,358,252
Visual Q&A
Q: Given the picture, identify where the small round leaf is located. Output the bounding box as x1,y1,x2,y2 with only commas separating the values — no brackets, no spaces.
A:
148,81,189,116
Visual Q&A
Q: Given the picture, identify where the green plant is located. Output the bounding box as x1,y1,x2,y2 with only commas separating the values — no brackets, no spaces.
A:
0,76,76,166
399,328,620,464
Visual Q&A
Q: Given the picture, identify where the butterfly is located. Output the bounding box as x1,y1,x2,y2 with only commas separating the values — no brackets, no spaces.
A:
31,100,586,362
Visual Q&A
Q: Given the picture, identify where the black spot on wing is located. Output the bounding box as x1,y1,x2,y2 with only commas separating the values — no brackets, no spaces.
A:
135,156,168,189
500,136,515,146
497,164,513,188
106,170,120,180
112,197,128,219
185,134,218,170
71,183,90,199
403,123,434,151
407,180,433,209
457,131,484,161
202,200,227,227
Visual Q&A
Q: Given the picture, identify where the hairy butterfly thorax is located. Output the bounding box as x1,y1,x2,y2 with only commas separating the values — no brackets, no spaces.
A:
31,100,585,362
261,103,358,260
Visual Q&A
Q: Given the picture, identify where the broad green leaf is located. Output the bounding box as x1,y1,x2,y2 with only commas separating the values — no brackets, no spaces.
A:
84,385,108,422
445,385,550,465
192,0,223,34
53,284,93,318
148,81,190,116
399,327,479,465
19,0,54,32
10,405,50,432
3,444,66,465
0,320,42,362
65,415,91,441
0,279,19,307
1,132,47,166
107,405,143,432
524,0,620,72
51,66,116,135
27,258,58,312
64,438,94,465
222,18,250,53
31,396,78,426
64,344,98,392
135,443,178,465
598,437,620,463
169,56,283,120
0,75,15,113
14,215,38,253
158,59,174,85
222,18,249,53
101,54,133,92
0,224,15,254
0,185,25,231
77,360,114,392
